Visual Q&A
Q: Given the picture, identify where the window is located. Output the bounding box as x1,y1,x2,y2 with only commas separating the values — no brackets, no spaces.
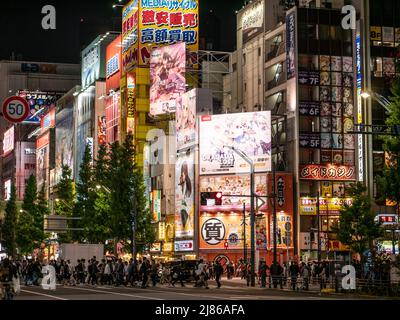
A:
24,148,36,155
243,53,246,64
318,25,330,41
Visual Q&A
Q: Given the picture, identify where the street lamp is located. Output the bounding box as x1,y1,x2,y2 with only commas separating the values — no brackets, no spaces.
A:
112,4,124,8
361,90,391,112
223,145,256,287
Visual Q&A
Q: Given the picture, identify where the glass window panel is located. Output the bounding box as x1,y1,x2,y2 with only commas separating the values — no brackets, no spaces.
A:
343,102,354,117
342,73,353,87
344,134,355,149
332,103,342,117
320,86,331,101
319,24,330,40
332,117,342,133
321,133,332,148
343,117,354,133
333,183,345,197
343,57,353,72
332,151,343,164
331,87,342,102
331,72,342,86
343,88,353,103
320,71,331,85
320,117,331,132
331,56,342,71
320,102,331,116
320,55,330,71
332,134,343,149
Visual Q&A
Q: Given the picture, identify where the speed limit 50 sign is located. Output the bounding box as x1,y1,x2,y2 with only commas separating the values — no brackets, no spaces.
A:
2,96,30,123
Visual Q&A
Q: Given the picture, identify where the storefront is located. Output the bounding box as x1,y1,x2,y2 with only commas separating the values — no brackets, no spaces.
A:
198,173,294,267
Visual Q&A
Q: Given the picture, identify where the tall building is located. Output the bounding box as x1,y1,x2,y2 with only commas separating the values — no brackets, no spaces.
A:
0,60,80,201
224,0,360,263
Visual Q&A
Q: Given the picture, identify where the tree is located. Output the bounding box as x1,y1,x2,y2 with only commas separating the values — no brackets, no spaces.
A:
332,183,383,269
35,185,49,243
16,175,38,255
75,144,95,242
54,166,75,243
2,184,18,258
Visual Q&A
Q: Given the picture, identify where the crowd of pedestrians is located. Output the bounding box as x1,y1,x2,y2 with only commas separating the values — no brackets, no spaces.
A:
1,253,398,299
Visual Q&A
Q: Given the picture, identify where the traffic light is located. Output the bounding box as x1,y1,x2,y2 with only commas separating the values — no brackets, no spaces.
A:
200,192,223,206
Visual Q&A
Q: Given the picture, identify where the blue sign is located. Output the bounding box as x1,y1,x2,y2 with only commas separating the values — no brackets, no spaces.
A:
356,34,362,89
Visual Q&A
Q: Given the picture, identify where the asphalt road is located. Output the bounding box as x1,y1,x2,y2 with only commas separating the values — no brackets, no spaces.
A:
14,281,380,300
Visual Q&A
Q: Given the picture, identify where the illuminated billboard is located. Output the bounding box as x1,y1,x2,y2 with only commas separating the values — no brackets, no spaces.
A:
176,88,212,151
199,111,271,175
175,149,195,239
199,213,253,250
17,90,63,123
81,37,101,88
55,107,74,183
122,0,199,70
149,42,186,115
4,179,11,201
3,126,14,155
106,35,122,93
241,0,264,44
37,132,50,190
40,107,56,133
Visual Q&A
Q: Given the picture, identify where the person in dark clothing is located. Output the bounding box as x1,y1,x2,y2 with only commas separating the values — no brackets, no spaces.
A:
140,258,149,288
214,260,223,288
259,261,268,288
289,261,300,291
150,260,158,287
171,264,185,287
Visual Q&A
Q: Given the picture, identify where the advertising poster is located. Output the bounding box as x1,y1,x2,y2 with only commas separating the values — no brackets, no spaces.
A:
36,143,49,190
55,108,74,183
199,213,252,250
241,0,264,44
256,217,268,250
3,126,14,155
269,212,293,248
175,150,195,239
98,116,107,146
4,180,11,201
149,43,186,115
199,174,268,212
299,197,353,215
199,111,271,175
152,190,161,223
17,90,63,123
286,11,296,79
176,89,196,150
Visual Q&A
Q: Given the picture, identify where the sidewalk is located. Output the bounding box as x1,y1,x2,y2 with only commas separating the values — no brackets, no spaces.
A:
218,277,393,299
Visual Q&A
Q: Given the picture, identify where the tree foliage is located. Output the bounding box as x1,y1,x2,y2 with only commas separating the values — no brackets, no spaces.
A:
2,184,17,258
17,175,38,255
333,183,383,259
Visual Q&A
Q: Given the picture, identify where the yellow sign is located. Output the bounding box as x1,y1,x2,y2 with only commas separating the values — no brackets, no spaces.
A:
163,242,173,252
371,26,382,41
122,0,139,74
158,221,166,240
300,197,353,215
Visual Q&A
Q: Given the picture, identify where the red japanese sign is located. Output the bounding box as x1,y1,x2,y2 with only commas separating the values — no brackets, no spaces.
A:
299,164,356,181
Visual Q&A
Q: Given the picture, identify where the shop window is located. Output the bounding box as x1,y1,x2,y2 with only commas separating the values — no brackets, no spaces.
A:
298,54,319,70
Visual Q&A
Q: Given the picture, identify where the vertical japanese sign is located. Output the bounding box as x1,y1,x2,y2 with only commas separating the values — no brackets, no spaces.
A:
122,0,139,74
356,31,364,182
286,11,296,79
106,35,122,93
152,190,161,222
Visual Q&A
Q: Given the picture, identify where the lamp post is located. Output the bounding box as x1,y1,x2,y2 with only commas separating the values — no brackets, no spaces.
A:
223,145,256,287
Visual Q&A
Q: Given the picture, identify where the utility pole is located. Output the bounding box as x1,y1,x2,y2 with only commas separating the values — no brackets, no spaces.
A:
243,202,247,263
317,191,321,262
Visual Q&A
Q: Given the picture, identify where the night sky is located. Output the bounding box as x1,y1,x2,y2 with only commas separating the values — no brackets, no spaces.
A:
0,0,244,64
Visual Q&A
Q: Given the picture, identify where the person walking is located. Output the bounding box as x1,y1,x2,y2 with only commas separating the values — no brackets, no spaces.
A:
259,261,268,288
300,262,309,290
289,261,299,291
214,260,223,288
150,260,158,287
140,257,149,288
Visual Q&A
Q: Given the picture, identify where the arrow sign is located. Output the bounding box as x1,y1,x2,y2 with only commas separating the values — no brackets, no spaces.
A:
256,197,266,211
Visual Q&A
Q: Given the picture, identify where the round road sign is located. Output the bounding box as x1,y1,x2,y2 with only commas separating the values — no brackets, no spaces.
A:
2,96,30,123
